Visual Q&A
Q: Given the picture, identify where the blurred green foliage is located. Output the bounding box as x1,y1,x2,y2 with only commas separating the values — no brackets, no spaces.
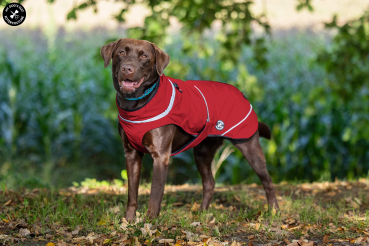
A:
0,0,368,189
65,0,270,69
317,10,369,144
0,29,124,188
1,25,368,188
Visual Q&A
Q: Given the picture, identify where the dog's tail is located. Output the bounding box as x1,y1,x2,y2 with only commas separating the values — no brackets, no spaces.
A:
258,122,271,140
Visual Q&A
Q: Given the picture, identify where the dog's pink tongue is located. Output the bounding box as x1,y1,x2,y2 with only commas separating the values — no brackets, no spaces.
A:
123,81,137,87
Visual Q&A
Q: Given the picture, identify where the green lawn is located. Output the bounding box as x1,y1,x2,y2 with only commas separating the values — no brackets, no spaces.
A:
1,180,369,245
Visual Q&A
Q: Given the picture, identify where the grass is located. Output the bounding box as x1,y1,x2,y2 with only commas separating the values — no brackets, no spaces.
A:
1,180,369,245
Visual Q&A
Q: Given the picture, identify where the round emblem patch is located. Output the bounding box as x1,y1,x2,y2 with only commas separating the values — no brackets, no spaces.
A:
215,120,224,131
2,3,26,27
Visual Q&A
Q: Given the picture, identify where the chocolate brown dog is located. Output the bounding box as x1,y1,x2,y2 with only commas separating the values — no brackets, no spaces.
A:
101,38,279,221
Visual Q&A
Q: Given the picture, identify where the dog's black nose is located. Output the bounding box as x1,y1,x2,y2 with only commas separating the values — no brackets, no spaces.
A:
122,65,135,75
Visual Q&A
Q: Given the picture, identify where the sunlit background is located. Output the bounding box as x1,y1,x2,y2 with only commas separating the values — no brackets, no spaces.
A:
0,0,368,189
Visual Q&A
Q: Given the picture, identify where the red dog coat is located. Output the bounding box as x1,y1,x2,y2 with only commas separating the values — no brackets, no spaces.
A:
117,75,258,155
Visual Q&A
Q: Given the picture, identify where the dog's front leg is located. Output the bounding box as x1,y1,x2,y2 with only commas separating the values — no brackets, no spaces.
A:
125,150,143,221
142,126,175,220
146,153,170,219
119,124,143,221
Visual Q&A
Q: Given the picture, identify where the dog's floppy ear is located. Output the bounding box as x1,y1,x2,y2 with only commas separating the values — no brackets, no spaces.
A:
100,39,120,68
151,43,170,76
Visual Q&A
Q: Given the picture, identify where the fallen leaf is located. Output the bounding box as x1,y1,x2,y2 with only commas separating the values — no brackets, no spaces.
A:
46,243,55,246
3,200,12,206
354,197,362,205
303,242,314,246
158,239,175,243
183,231,199,242
140,223,157,236
248,235,255,240
283,238,291,244
323,234,330,244
354,237,367,244
191,202,200,212
208,217,216,227
327,191,336,196
86,233,98,244
56,240,67,246
281,224,289,229
98,220,106,225
0,235,10,239
200,235,211,244
71,225,82,235
190,222,201,227
19,228,31,237
108,206,120,214
172,202,184,206
103,238,112,244
250,223,260,230
285,218,296,225
120,218,129,230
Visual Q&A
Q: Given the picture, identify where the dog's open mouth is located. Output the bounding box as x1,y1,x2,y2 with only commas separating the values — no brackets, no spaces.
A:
119,77,145,92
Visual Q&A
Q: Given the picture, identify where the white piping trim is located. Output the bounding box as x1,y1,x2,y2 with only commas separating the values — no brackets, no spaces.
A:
118,80,176,123
194,85,210,122
221,104,253,136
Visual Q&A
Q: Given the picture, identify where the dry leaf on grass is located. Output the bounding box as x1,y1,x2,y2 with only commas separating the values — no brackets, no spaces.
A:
3,200,12,206
190,222,201,227
158,239,175,243
191,202,200,212
73,232,98,244
303,242,314,246
140,223,157,237
46,243,55,246
108,206,120,214
56,240,67,246
119,218,129,230
19,228,31,237
71,225,82,235
0,235,10,239
183,231,199,242
354,237,368,244
323,234,330,244
230,241,241,246
208,217,216,227
283,238,291,244
172,202,184,206
249,223,260,230
326,191,336,196
286,242,299,246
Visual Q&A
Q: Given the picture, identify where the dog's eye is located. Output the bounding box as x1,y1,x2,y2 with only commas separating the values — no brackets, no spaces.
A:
141,54,148,58
119,51,125,56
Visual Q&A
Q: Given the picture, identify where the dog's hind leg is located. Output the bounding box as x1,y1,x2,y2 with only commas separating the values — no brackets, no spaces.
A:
193,137,224,210
231,131,279,209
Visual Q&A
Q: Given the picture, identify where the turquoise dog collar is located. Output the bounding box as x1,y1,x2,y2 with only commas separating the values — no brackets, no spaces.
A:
125,83,157,101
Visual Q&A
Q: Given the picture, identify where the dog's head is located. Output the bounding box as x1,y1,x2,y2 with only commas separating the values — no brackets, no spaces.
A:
100,38,170,95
